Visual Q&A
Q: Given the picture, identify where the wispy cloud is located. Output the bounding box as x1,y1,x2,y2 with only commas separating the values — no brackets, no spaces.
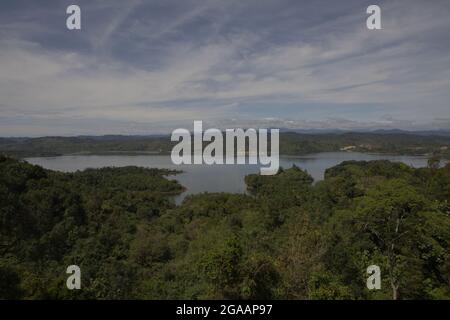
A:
0,0,449,135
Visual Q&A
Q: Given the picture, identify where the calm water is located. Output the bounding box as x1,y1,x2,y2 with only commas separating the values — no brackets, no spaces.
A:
26,152,437,204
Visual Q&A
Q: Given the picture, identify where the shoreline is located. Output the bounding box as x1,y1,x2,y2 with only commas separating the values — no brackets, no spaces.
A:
20,150,446,159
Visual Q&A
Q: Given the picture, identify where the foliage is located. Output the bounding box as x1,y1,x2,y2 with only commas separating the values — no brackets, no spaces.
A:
1,155,449,299
1,132,450,158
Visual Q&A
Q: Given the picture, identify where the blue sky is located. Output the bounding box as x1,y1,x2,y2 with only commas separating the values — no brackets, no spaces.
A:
0,0,450,136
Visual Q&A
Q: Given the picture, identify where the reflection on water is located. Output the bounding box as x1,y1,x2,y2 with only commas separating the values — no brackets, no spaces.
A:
26,152,442,204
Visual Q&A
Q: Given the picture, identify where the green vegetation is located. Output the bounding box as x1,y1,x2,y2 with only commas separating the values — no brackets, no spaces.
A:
1,155,449,299
1,132,450,158
0,136,173,158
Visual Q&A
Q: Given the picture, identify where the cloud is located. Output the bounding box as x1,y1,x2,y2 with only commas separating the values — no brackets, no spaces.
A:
0,0,450,135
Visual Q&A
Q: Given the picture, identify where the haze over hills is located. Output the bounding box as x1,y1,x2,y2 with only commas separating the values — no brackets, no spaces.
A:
2,129,450,139
279,129,450,137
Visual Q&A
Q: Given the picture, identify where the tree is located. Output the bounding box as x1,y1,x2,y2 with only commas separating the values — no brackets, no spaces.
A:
427,154,441,170
354,179,427,299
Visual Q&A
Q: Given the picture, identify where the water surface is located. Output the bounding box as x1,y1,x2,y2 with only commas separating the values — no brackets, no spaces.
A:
26,152,437,204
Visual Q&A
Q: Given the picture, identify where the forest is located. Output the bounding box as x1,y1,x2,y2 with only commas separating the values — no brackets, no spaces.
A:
1,131,450,158
0,155,449,299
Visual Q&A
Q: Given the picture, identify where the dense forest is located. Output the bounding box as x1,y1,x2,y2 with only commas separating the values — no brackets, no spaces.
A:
1,132,450,158
1,155,449,299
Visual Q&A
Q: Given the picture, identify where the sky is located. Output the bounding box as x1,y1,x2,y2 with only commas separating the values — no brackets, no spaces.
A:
0,0,450,136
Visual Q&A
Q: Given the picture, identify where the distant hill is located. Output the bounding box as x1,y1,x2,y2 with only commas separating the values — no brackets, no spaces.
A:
279,128,450,137
1,131,449,158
